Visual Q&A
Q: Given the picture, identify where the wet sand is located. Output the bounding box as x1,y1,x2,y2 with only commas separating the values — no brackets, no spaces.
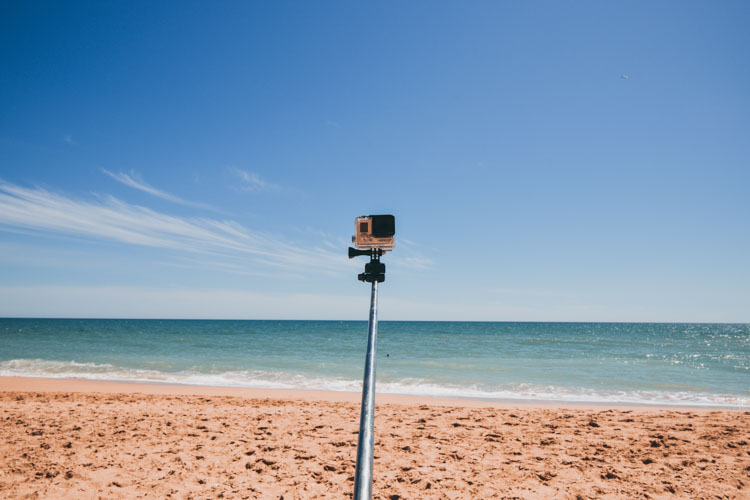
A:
1,377,748,499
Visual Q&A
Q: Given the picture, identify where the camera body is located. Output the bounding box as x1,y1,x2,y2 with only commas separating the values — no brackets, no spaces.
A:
352,214,395,252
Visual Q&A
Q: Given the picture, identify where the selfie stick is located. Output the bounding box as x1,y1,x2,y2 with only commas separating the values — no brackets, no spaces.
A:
348,247,385,500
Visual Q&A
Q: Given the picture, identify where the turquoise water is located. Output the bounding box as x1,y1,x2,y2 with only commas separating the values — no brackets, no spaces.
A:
1,319,748,407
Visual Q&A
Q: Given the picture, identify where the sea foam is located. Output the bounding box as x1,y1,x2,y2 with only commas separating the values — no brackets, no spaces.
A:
2,358,747,408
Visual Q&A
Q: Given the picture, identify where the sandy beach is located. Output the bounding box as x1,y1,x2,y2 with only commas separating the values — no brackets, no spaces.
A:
1,377,748,499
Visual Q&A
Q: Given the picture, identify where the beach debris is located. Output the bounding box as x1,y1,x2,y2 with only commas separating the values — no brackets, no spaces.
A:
537,471,557,482
601,470,619,480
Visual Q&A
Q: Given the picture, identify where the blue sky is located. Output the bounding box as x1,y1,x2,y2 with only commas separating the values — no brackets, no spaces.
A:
1,1,748,321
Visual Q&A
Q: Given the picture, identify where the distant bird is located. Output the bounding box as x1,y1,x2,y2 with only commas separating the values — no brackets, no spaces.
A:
621,75,630,79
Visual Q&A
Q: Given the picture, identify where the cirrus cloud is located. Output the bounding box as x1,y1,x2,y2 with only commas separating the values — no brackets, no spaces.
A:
102,169,218,211
0,180,346,275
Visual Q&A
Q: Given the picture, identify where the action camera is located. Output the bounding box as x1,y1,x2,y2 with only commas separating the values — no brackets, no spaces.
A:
352,215,395,252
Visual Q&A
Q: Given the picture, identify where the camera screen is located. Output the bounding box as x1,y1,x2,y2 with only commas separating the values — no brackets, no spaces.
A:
370,215,395,238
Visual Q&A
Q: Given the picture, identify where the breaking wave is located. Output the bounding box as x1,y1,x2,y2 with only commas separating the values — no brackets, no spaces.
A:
1,358,747,408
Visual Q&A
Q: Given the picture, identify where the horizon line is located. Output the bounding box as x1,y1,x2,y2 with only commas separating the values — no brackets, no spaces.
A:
1,317,746,325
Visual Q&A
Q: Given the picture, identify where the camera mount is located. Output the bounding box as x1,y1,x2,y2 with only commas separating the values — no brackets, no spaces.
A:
348,247,386,283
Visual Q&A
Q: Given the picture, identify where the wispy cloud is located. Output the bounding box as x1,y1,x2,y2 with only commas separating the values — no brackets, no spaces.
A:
0,180,346,275
230,168,279,192
400,255,434,270
390,238,436,270
63,135,74,145
102,169,217,211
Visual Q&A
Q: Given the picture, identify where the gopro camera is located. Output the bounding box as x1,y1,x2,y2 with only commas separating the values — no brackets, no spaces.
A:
352,214,395,252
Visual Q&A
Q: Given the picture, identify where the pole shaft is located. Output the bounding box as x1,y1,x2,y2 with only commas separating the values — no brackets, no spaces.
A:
353,280,378,500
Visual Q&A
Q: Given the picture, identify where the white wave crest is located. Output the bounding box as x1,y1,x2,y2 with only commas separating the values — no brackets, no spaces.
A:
1,358,747,408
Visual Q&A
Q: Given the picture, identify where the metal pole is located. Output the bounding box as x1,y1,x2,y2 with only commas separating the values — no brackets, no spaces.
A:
353,279,379,500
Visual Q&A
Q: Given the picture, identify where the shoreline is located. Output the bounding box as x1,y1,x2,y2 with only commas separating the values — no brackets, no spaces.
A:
1,376,745,411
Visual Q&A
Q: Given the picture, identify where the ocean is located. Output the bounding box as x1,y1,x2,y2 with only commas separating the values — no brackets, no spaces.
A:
0,319,747,408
